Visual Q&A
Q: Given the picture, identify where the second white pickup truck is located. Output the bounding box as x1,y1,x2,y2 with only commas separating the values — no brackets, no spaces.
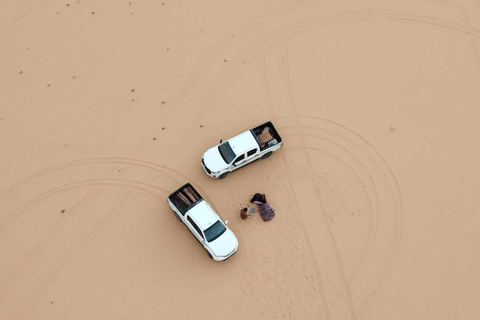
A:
167,183,238,261
201,121,283,179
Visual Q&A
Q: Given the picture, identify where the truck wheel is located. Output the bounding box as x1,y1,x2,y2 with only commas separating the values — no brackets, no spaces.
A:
262,152,272,159
219,172,228,179
174,212,181,221
206,250,213,259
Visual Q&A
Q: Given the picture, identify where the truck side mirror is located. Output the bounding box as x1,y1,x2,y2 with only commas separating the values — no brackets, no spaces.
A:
219,139,222,144
224,220,228,225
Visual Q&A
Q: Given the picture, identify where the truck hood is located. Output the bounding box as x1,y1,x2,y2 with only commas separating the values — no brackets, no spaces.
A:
203,147,229,173
208,229,238,258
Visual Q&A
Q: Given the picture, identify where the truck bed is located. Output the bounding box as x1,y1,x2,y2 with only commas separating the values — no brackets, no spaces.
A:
168,183,203,215
251,121,282,151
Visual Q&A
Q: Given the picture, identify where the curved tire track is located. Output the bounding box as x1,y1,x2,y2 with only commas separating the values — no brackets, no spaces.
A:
0,179,171,319
0,159,210,319
281,133,378,274
268,23,403,306
162,8,480,163
0,157,217,232
258,7,402,312
0,1,469,318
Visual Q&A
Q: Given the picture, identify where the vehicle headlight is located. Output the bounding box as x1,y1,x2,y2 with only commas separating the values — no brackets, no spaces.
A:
202,159,212,174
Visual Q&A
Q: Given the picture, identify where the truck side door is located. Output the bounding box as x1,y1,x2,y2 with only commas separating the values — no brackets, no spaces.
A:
232,154,246,168
186,215,205,243
233,148,259,169
246,148,259,162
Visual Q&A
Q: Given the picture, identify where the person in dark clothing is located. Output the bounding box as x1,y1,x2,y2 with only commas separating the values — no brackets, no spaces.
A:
250,193,266,204
240,207,248,220
259,203,275,221
240,205,257,220
250,193,275,221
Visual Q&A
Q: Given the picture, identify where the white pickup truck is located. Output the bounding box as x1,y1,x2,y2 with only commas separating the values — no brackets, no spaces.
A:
167,183,238,261
201,121,283,179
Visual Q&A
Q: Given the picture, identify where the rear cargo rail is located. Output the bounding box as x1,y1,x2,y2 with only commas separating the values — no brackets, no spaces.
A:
168,183,203,215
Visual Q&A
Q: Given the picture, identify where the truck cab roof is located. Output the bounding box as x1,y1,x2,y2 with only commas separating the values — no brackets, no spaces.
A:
187,201,219,231
228,131,258,156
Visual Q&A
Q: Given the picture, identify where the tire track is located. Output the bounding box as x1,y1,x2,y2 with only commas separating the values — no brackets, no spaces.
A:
280,115,403,237
0,158,180,232
13,182,172,320
256,5,334,319
261,99,333,320
257,11,358,315
457,1,480,73
257,11,360,310
0,157,219,233
0,0,49,34
0,159,211,318
418,0,480,14
283,142,389,307
262,13,400,310
162,0,480,170
171,0,322,109
235,5,331,318
24,2,325,226
270,21,403,302
276,117,403,312
155,0,480,134
15,6,446,318
161,8,480,164
279,122,396,257
257,14,356,315
0,1,468,317
300,118,403,313
124,3,465,317
279,118,403,215
0,158,208,282
0,179,171,319
270,36,358,319
281,159,332,320
0,2,461,275
1,0,473,251
0,157,185,200
280,131,378,272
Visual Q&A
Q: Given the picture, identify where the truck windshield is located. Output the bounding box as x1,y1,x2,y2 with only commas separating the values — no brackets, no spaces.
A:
218,142,236,164
204,221,227,242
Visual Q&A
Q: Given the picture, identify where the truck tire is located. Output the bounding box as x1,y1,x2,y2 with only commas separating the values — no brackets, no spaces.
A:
262,151,272,159
219,172,229,179
174,211,181,221
206,250,213,259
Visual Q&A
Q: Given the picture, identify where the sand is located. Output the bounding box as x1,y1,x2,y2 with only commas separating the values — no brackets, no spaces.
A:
1,0,479,319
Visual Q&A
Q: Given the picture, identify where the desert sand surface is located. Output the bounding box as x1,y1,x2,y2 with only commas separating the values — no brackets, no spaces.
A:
1,0,480,319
